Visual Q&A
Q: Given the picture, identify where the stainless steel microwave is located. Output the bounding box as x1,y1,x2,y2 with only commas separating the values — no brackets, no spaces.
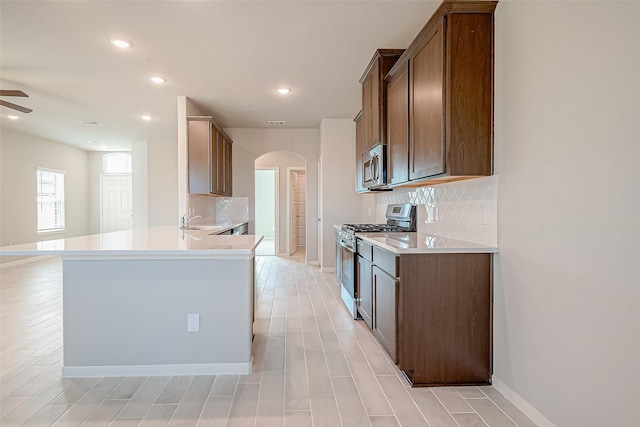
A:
362,144,387,189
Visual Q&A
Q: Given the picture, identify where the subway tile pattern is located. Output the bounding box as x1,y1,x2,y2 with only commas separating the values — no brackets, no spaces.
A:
0,254,535,426
376,176,498,246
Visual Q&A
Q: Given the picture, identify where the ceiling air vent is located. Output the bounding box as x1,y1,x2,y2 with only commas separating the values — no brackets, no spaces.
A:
268,120,285,126
78,120,101,126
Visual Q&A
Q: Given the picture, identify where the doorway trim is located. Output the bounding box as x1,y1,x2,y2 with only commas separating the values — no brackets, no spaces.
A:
286,166,306,257
255,167,279,255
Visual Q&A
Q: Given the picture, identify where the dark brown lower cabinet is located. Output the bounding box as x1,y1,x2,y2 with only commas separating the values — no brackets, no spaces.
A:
365,245,492,387
373,265,399,364
357,255,373,329
398,253,492,386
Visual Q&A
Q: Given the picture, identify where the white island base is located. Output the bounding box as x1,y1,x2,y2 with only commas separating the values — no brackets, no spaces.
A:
62,257,254,377
0,227,262,378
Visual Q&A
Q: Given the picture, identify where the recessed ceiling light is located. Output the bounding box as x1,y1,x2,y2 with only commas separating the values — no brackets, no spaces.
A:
149,75,167,84
109,37,133,49
99,145,108,149
78,120,100,126
7,115,20,120
276,88,291,95
268,120,286,126
141,115,153,121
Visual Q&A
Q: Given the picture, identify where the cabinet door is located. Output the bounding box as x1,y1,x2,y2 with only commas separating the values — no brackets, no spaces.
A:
386,62,409,185
221,137,233,196
410,19,445,180
357,255,373,329
187,119,213,195
354,112,365,192
210,129,222,194
373,266,398,363
369,60,380,149
362,72,373,150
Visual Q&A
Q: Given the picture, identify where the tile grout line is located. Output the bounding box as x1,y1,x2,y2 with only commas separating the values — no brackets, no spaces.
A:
314,267,375,427
306,264,345,427
473,387,522,427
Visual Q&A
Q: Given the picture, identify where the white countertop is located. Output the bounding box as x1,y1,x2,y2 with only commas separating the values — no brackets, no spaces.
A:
0,226,263,259
356,232,498,254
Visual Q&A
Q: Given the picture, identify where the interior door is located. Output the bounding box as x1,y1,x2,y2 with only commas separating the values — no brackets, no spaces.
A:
101,174,132,233
289,170,298,255
295,171,306,246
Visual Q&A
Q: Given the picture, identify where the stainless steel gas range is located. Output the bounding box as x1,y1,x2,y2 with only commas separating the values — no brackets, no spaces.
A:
335,204,416,318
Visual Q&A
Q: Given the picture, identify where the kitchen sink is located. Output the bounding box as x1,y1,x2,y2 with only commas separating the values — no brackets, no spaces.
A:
182,225,224,231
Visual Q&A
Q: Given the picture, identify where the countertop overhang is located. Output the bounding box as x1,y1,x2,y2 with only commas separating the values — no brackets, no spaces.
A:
356,232,498,254
0,226,263,260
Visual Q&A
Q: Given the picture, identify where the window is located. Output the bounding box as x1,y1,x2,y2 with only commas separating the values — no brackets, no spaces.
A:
102,153,132,174
37,168,65,233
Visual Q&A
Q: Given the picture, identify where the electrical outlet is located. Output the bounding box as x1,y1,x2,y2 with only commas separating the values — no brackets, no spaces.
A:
479,206,488,225
187,313,200,332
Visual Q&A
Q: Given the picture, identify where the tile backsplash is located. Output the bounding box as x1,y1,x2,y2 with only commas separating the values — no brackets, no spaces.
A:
188,195,249,225
375,176,497,246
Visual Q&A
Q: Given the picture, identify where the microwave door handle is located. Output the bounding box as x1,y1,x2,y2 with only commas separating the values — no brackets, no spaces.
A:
371,155,378,182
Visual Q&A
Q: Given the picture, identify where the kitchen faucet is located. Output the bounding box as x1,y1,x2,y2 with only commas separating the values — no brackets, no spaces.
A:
180,214,202,229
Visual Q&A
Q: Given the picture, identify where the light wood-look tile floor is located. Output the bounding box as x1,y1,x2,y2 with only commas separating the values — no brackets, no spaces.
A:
0,253,538,427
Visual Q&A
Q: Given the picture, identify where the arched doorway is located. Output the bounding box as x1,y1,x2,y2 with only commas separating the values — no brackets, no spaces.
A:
254,151,306,258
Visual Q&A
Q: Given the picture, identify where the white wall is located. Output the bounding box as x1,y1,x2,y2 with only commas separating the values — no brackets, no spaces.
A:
177,96,205,219
131,140,148,229
255,151,306,254
147,138,178,226
130,138,178,228
225,128,319,263
0,128,89,246
319,119,372,269
88,151,103,234
254,169,276,240
493,2,640,426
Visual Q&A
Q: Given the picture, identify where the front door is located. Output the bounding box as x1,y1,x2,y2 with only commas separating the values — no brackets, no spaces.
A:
101,174,132,233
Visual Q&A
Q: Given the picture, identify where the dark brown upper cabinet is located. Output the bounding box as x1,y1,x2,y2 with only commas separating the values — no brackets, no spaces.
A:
386,61,410,185
385,0,497,186
410,19,446,180
187,115,233,197
354,110,366,193
360,49,405,152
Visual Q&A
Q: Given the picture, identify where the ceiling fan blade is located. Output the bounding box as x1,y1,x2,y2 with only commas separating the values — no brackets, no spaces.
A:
0,90,29,97
0,99,33,113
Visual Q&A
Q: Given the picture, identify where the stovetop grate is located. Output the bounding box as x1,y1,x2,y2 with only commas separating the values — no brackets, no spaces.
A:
342,223,409,234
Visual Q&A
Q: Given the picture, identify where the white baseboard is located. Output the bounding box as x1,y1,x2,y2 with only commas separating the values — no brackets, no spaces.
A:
307,261,320,266
322,267,335,273
62,362,251,378
492,376,556,427
0,256,54,269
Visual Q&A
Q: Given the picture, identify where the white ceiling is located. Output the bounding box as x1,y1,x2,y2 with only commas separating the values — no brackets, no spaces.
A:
0,0,439,151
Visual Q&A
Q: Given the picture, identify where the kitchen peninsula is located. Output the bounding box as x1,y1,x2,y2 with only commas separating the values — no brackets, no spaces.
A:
0,226,262,378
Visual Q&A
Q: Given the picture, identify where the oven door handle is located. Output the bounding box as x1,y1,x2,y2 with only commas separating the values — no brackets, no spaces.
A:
338,240,356,252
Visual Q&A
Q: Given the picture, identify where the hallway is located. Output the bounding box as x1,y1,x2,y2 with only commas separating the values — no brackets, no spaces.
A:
0,255,535,426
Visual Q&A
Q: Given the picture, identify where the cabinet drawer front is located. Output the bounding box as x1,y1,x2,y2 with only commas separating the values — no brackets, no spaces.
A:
356,239,373,262
373,246,399,277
